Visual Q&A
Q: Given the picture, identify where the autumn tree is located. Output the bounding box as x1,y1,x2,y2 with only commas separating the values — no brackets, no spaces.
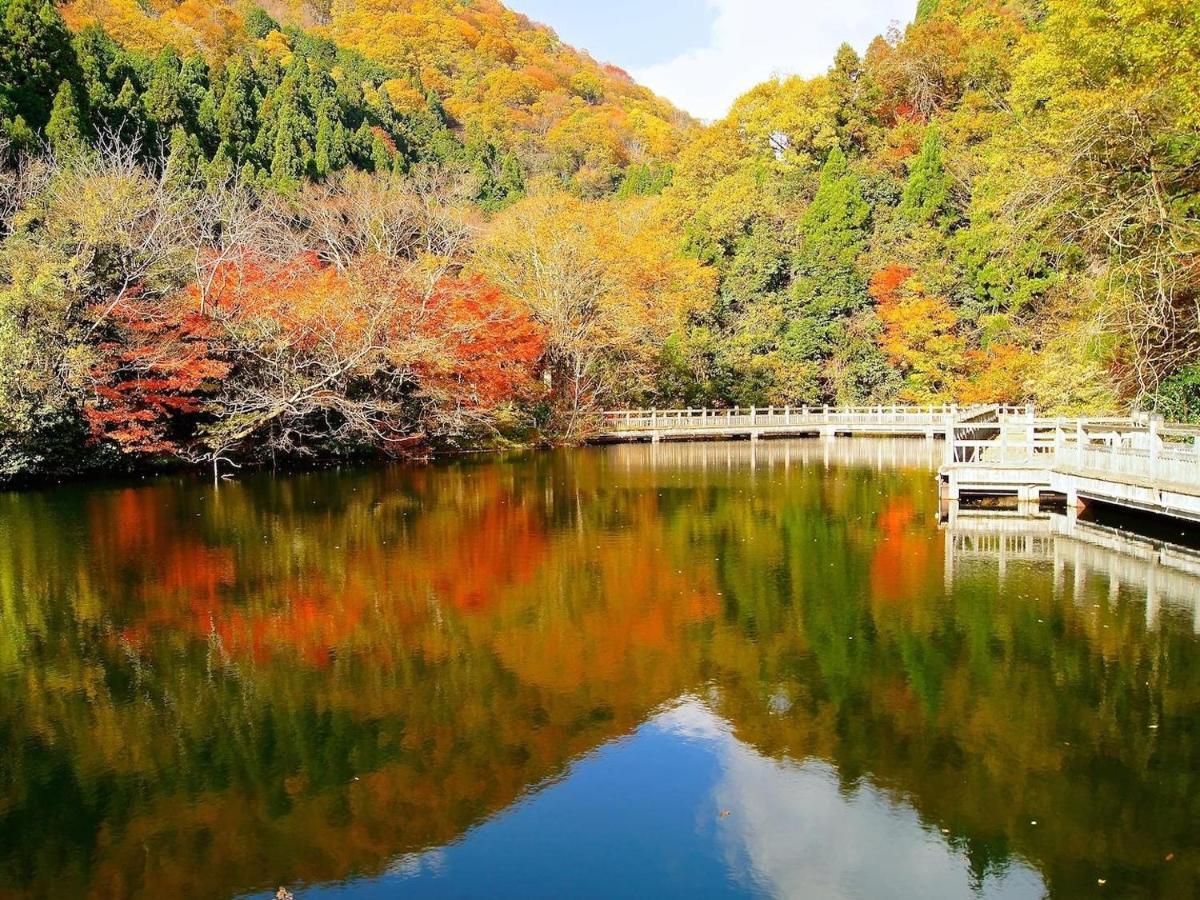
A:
201,254,542,469
870,265,966,402
474,194,714,437
1005,0,1200,403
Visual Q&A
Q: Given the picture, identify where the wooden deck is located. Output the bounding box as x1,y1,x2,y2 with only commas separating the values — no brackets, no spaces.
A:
941,412,1200,523
595,405,1200,525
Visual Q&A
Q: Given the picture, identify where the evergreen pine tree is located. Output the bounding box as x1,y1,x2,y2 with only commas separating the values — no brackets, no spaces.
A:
143,47,187,135
370,133,392,173
204,141,235,186
45,79,85,155
216,57,257,157
779,145,872,398
113,78,143,143
314,108,333,177
900,126,954,226
0,0,77,130
164,124,203,187
796,146,870,280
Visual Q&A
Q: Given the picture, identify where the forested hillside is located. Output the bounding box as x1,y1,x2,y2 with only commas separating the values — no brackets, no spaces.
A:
658,0,1199,414
0,0,1197,483
56,0,691,193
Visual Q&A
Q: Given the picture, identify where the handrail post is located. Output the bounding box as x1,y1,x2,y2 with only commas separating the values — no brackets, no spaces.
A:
1149,415,1160,478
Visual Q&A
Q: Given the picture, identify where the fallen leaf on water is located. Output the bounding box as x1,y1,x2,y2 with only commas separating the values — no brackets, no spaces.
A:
719,810,731,818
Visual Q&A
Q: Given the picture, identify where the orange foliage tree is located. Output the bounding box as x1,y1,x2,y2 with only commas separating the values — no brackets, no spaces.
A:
84,292,231,455
200,252,543,465
870,265,967,403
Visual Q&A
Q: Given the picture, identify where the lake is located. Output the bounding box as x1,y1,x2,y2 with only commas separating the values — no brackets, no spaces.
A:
1,439,1197,899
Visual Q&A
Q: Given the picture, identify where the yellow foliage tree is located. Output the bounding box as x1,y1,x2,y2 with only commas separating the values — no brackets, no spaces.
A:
473,194,716,437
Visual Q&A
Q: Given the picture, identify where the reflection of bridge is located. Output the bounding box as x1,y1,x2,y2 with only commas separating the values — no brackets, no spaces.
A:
943,511,1200,631
598,434,944,472
597,406,1200,524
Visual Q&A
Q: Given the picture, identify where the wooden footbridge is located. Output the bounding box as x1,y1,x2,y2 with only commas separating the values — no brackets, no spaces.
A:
594,405,1200,524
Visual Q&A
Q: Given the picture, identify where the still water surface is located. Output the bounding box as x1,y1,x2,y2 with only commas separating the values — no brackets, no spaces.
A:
1,439,1198,899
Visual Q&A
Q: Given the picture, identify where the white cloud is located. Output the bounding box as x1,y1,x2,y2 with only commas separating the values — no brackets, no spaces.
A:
632,0,915,121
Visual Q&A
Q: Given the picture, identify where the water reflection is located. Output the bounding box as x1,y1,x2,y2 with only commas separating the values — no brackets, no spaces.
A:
0,439,1197,898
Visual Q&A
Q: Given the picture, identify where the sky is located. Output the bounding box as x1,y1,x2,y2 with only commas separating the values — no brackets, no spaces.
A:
506,0,917,121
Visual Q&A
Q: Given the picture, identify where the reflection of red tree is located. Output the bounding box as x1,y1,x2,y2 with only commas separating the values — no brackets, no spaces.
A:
93,488,237,646
90,473,553,667
209,580,370,668
869,498,935,603
431,498,547,611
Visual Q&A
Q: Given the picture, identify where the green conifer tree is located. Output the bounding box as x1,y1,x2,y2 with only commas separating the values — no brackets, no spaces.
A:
314,108,333,177
779,145,873,399
900,126,953,225
143,47,187,134
216,57,258,157
370,133,392,173
164,124,203,187
45,80,85,155
0,0,77,130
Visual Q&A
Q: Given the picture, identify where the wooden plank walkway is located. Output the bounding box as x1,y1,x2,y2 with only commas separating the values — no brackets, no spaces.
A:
595,405,1200,525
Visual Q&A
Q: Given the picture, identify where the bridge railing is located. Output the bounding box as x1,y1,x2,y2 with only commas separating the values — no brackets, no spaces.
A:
600,405,963,432
948,417,1200,487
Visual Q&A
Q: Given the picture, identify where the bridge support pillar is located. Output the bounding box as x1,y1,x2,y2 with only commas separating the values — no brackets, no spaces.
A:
940,472,960,502
651,432,662,444
750,430,761,443
820,426,836,441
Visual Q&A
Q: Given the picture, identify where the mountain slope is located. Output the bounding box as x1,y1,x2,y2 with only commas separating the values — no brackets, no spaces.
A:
58,0,694,192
